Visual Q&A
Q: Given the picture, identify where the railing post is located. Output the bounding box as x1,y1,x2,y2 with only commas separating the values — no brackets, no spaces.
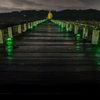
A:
66,23,68,28
28,22,30,29
18,25,22,34
0,29,4,44
82,27,88,39
69,24,72,31
74,25,78,34
92,29,99,44
23,23,27,32
8,27,13,38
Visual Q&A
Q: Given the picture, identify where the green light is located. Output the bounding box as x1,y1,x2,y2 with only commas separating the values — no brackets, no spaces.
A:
30,26,33,29
6,41,13,45
61,25,64,28
58,24,60,26
6,38,13,46
7,38,12,41
76,34,81,37
34,24,37,27
66,28,69,32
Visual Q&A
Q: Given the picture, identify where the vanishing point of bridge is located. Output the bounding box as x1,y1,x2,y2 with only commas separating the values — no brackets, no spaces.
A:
0,12,100,94
0,17,100,71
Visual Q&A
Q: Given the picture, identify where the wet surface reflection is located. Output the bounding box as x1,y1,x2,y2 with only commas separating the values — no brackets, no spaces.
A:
0,22,100,72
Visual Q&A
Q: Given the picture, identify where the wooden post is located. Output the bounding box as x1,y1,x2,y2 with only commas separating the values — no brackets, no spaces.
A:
0,29,4,44
18,25,22,34
69,24,72,31
28,23,30,29
8,27,13,38
92,30,99,44
74,25,78,34
82,27,88,39
23,23,27,32
66,23,68,28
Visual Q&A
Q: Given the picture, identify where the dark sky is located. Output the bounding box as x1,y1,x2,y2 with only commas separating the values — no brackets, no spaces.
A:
0,0,100,12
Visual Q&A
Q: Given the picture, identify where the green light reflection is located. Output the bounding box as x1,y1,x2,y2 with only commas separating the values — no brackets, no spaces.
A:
66,33,69,37
5,37,13,64
75,41,81,50
61,27,64,32
66,28,69,32
7,49,13,53
6,46,12,49
76,45,81,50
76,36,81,41
6,41,13,45
7,56,13,60
91,46,100,71
34,24,37,27
7,53,13,64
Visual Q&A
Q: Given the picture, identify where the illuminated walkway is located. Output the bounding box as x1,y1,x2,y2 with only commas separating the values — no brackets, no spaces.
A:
0,21,100,72
0,20,100,94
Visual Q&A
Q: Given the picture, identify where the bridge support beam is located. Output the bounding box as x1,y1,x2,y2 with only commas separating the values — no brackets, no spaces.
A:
74,25,78,34
0,30,4,44
8,27,13,38
18,25,22,34
82,27,88,39
92,30,99,44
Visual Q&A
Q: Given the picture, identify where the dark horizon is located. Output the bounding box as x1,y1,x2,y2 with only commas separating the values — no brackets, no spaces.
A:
0,8,100,27
0,8,100,14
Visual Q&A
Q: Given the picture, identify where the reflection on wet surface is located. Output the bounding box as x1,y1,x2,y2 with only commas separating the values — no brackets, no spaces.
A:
0,22,100,72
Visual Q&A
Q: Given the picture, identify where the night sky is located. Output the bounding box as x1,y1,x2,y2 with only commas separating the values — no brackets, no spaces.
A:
0,0,100,12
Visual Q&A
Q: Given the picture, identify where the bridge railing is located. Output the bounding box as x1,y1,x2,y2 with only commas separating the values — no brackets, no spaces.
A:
0,19,47,54
0,19,46,44
51,19,100,45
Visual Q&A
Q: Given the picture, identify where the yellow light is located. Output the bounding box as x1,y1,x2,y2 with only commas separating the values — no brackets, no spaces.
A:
47,11,53,19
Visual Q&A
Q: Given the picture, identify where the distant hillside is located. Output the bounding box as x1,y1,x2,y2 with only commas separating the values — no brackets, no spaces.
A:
0,9,100,23
0,10,49,23
54,9,100,21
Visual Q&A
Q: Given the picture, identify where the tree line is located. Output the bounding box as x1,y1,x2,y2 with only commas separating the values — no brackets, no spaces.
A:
0,9,100,22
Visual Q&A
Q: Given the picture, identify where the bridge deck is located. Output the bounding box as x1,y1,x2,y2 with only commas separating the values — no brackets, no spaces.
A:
0,21,100,94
